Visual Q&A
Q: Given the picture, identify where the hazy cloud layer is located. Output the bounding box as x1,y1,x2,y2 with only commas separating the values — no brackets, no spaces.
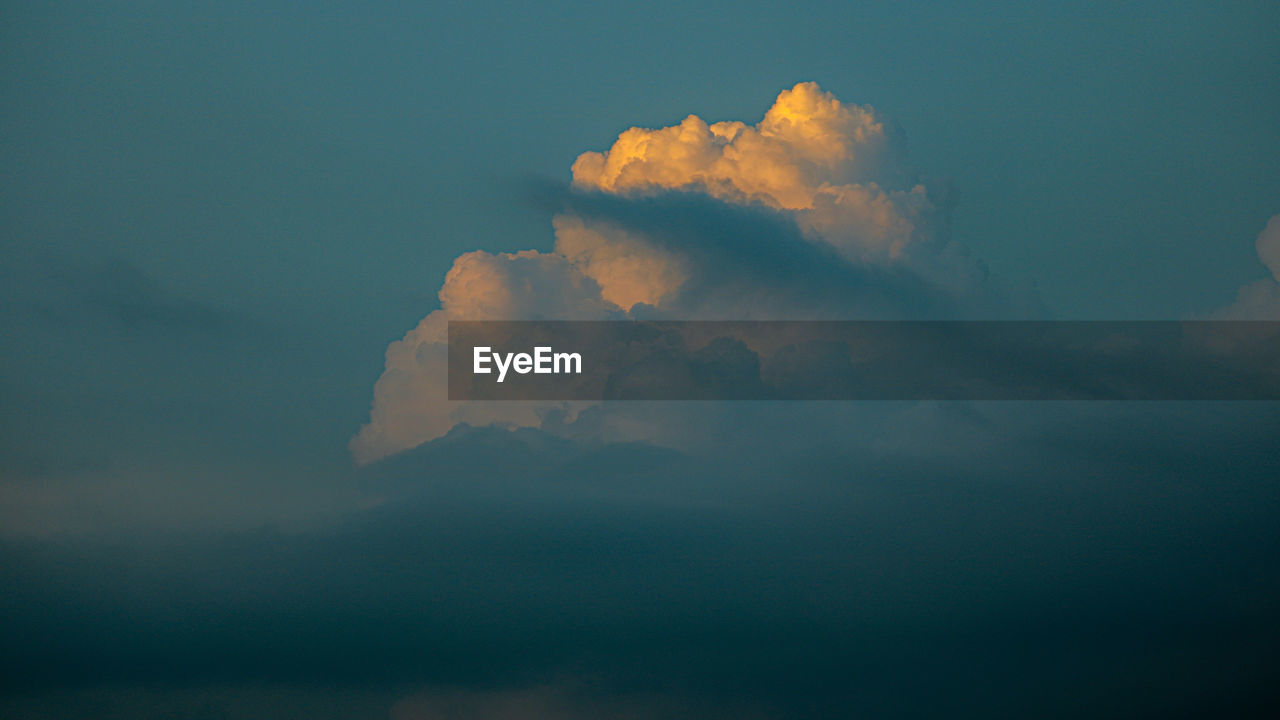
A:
7,404,1280,718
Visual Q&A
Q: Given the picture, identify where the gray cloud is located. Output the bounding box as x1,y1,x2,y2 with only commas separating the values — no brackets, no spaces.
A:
5,403,1280,717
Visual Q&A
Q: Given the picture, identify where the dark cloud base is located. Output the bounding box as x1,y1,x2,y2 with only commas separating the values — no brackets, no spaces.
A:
4,403,1280,718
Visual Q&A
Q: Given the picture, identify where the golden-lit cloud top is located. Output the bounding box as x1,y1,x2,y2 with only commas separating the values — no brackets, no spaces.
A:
571,82,935,264
351,83,1004,463
572,82,890,207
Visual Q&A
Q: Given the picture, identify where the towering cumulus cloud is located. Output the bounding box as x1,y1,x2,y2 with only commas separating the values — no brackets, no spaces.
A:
351,83,1012,463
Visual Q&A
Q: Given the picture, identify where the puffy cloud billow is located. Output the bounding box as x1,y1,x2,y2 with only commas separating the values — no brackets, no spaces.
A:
569,82,934,264
1218,213,1280,320
351,82,1020,463
351,250,619,463
353,84,1280,463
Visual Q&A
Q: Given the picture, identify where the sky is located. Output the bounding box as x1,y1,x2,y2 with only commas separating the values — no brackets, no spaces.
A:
2,2,1280,718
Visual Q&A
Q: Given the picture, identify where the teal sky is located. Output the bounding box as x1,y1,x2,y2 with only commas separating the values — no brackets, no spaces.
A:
3,3,1280,717
3,0,1278,527
5,1,1278,329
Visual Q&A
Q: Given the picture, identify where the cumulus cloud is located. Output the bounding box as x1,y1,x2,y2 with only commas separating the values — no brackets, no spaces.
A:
353,83,1031,463
551,214,688,310
350,250,617,464
570,81,939,266
571,82,902,203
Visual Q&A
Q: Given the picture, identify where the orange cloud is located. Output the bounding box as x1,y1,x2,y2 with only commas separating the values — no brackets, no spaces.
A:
353,83,976,463
572,82,892,207
569,81,937,264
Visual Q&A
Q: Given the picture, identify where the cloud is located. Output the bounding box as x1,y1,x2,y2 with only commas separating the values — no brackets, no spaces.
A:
571,82,902,205
350,250,618,464
1258,214,1280,281
569,81,941,266
9,406,1280,717
352,83,1038,463
551,214,688,310
389,682,774,720
1215,213,1280,320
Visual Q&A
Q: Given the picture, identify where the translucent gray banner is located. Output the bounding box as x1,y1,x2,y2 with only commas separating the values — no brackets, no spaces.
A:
448,321,1280,401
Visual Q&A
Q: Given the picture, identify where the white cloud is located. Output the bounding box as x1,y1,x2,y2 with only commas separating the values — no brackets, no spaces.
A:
349,250,616,464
